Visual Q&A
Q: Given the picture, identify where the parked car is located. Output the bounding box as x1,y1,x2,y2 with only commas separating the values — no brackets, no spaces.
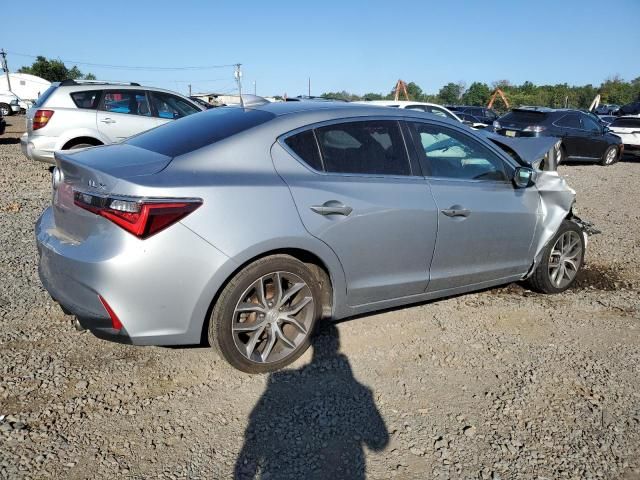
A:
21,80,204,164
594,104,620,115
449,106,499,125
493,107,622,166
354,100,462,122
615,101,640,116
0,90,22,116
37,102,590,373
608,116,640,157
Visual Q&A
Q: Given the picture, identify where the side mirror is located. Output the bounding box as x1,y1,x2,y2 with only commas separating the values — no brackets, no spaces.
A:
513,167,535,188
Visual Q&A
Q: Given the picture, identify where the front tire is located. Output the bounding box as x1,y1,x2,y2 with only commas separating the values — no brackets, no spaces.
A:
600,145,619,166
0,103,12,116
208,255,322,373
525,220,585,294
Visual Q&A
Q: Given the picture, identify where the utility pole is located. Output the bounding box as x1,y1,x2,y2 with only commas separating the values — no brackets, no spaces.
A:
308,77,311,97
0,49,12,92
234,64,244,108
188,84,192,97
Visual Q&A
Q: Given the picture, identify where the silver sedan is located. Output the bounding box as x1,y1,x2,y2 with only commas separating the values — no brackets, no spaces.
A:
36,102,587,373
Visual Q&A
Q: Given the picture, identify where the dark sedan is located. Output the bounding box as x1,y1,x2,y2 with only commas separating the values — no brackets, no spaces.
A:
493,108,623,166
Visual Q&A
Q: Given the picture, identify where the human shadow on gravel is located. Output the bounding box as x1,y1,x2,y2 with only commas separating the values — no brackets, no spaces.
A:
234,323,388,480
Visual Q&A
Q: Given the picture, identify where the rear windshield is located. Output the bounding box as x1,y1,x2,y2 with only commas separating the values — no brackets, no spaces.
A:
33,85,58,108
127,107,276,157
611,117,640,128
500,110,549,124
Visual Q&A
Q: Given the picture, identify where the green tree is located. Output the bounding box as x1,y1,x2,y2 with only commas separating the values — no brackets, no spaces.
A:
437,82,463,104
17,56,95,82
461,82,491,106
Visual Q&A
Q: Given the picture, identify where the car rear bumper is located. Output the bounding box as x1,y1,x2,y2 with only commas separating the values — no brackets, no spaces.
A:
36,206,235,345
21,133,56,164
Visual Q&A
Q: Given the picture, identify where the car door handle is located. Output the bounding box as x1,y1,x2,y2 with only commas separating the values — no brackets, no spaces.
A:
441,206,471,218
310,201,353,216
100,118,115,124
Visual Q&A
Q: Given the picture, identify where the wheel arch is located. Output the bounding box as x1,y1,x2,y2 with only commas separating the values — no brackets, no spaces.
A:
198,244,346,345
61,136,104,150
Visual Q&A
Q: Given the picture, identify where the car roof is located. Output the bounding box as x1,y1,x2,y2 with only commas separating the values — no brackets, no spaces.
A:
355,100,446,107
51,81,191,97
246,101,464,129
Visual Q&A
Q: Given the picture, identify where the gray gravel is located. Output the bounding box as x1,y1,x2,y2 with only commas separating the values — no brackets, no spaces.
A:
1,116,639,479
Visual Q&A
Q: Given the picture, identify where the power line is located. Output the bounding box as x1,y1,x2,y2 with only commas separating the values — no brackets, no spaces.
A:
7,51,237,71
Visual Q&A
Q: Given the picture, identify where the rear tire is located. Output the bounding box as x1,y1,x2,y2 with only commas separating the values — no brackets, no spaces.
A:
0,103,12,116
600,145,619,166
208,255,322,373
524,220,584,294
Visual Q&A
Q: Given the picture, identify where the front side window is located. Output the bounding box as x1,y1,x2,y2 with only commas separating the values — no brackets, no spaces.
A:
101,90,150,116
71,90,100,109
151,92,200,119
315,120,411,176
580,115,602,133
555,114,581,129
411,122,507,181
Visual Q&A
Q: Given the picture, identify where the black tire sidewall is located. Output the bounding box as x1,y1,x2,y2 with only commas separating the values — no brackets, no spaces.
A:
536,221,585,294
209,255,322,374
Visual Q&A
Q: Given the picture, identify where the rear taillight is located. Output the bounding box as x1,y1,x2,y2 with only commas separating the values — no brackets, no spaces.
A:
98,295,123,331
73,191,201,239
33,109,54,130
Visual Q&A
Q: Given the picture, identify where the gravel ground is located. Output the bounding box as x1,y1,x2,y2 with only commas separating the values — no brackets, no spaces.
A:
0,116,639,480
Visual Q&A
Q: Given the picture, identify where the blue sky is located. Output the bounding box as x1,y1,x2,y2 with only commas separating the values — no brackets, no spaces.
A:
3,0,639,97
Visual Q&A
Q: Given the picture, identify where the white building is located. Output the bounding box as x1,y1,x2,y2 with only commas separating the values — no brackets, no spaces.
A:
0,73,51,101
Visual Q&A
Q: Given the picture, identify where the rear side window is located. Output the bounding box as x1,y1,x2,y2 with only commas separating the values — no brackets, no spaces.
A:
127,107,275,157
611,117,640,128
315,121,410,176
426,106,455,120
33,85,57,108
70,90,100,109
284,130,323,170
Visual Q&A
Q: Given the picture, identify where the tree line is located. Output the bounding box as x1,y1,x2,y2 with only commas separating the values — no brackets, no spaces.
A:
321,77,640,112
17,56,96,82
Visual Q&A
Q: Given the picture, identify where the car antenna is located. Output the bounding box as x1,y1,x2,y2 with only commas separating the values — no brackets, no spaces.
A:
234,64,244,108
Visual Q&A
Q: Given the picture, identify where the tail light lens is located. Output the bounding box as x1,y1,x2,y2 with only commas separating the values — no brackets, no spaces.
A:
523,125,546,133
33,110,54,130
73,191,202,239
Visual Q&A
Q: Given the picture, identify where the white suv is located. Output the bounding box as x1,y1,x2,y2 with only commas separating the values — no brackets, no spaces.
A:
21,80,204,164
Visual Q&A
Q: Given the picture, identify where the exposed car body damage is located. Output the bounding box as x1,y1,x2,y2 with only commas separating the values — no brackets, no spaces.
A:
490,135,600,278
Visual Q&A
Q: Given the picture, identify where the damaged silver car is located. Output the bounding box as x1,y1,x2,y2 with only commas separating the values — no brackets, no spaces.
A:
36,103,594,373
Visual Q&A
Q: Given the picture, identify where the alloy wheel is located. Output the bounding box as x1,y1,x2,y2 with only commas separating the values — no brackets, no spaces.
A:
547,231,582,289
604,148,617,165
232,271,315,364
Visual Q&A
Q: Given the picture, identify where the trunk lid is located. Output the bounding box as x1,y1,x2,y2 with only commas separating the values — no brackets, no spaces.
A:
51,144,172,241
